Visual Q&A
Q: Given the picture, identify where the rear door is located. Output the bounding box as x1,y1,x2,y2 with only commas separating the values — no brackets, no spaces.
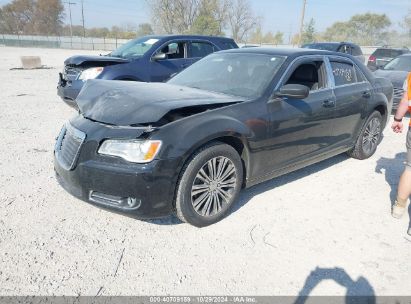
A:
149,40,191,82
328,57,372,147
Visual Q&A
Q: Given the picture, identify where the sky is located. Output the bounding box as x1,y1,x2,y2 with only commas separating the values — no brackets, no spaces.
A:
0,0,410,38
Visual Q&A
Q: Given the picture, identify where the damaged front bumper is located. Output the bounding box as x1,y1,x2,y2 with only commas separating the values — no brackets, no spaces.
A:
57,73,83,108
53,117,181,219
54,156,178,218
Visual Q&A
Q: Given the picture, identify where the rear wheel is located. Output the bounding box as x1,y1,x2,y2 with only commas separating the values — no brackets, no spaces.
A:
347,111,383,160
175,142,243,227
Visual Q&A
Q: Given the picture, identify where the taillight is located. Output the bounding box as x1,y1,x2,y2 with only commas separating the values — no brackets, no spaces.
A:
368,55,376,63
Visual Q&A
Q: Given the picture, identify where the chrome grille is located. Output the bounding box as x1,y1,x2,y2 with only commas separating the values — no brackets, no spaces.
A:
393,87,404,99
55,124,86,170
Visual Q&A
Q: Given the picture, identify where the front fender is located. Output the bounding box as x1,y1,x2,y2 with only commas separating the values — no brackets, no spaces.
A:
152,113,254,182
99,62,144,82
156,114,252,160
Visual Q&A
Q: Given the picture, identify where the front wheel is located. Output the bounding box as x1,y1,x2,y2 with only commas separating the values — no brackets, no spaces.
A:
175,142,243,227
347,111,383,160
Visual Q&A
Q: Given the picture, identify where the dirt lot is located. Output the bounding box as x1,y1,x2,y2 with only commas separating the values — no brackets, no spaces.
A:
0,46,410,297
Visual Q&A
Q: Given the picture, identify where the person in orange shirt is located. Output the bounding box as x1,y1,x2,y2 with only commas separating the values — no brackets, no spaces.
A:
391,72,411,235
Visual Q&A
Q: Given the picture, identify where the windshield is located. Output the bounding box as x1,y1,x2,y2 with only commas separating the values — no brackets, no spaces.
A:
168,53,286,98
302,43,338,51
383,56,411,71
110,37,160,58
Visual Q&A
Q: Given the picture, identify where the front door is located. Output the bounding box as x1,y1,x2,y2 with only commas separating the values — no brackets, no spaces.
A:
263,58,337,172
150,40,192,82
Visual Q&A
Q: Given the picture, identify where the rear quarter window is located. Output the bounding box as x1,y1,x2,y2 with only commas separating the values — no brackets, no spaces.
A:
354,66,367,82
352,46,363,56
222,41,238,49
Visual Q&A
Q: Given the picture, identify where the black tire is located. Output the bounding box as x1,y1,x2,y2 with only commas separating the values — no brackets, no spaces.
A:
347,111,383,160
175,142,243,227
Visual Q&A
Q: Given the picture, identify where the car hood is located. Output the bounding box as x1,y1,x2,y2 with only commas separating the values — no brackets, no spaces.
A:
76,80,243,126
374,69,408,87
64,55,130,66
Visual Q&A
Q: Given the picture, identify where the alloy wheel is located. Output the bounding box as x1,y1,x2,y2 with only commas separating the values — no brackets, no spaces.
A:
190,156,237,217
362,117,381,155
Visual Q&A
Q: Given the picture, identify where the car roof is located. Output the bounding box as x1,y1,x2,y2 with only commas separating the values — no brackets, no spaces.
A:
218,47,352,58
140,34,235,41
375,47,408,50
304,42,359,46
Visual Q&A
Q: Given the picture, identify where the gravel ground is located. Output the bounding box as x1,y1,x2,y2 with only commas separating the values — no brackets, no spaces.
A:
0,46,410,297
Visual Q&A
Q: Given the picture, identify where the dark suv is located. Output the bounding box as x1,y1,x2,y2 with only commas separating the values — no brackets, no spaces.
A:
57,35,238,107
367,47,410,71
302,42,365,64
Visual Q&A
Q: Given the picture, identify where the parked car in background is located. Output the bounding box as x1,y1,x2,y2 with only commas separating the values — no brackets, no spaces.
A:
302,42,365,63
54,48,393,227
367,47,410,71
374,53,411,109
57,35,238,107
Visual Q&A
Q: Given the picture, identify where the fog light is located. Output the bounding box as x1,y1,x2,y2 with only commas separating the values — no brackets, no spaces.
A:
89,191,141,210
127,198,139,208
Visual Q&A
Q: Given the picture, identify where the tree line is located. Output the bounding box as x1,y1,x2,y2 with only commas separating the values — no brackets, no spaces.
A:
293,12,410,47
0,0,64,35
1,0,410,47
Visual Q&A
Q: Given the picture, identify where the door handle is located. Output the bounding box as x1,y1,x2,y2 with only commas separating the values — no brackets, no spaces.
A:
181,63,190,68
322,100,335,108
362,91,371,98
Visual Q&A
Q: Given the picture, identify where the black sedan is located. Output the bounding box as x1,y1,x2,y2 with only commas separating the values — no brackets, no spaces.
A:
54,48,393,227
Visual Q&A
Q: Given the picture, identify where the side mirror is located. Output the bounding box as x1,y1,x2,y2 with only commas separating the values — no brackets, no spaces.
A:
152,53,167,61
274,84,310,100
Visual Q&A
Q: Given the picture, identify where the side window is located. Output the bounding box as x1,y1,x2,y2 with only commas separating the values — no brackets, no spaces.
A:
222,41,238,49
352,46,363,56
338,45,352,55
330,61,357,86
157,41,186,59
190,42,217,58
285,60,327,91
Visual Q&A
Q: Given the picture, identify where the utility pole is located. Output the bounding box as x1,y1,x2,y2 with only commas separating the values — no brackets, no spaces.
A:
81,0,85,37
298,0,307,46
64,1,76,47
288,24,293,45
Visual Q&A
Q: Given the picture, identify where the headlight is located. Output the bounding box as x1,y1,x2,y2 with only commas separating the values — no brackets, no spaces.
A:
98,139,162,163
78,67,104,81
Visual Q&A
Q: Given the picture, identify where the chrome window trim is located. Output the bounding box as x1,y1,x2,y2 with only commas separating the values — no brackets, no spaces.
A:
274,55,331,93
